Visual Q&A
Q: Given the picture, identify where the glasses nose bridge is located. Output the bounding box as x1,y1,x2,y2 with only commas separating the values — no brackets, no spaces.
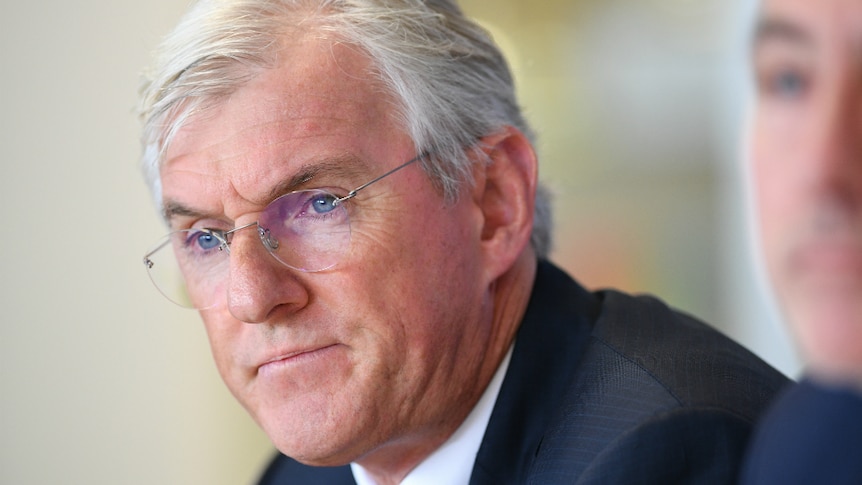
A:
224,220,283,255
222,221,261,250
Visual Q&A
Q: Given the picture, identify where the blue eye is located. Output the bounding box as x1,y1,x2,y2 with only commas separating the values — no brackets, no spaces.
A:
774,71,805,96
310,194,338,214
197,232,221,250
760,67,809,100
185,230,222,252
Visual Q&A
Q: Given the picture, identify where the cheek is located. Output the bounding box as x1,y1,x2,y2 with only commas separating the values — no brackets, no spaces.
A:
751,122,800,257
199,312,246,391
343,202,484,349
752,144,783,246
750,102,815,227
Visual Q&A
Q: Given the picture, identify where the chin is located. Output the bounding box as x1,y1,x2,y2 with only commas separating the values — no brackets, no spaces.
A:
256,399,373,467
265,421,346,465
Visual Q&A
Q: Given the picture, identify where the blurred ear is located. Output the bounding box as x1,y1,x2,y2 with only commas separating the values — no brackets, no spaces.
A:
469,126,538,280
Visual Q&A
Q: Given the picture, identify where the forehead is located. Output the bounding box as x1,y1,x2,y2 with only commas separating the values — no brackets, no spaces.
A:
758,0,862,45
161,32,408,215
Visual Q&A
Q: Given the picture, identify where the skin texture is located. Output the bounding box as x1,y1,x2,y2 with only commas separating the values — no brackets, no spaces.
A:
159,32,538,485
752,0,862,389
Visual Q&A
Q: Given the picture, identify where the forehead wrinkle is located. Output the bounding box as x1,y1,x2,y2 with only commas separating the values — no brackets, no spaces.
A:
164,117,361,204
160,34,401,227
256,154,369,205
161,155,368,226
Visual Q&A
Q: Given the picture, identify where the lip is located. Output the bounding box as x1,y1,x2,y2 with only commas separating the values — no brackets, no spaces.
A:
256,344,340,376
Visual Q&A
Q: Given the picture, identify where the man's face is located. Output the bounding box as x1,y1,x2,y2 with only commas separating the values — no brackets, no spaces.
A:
752,0,862,376
159,34,498,465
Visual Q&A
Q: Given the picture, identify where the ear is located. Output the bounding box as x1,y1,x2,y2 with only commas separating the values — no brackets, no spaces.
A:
469,126,538,281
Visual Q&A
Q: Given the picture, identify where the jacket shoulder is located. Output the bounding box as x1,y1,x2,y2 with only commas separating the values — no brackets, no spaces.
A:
591,289,788,415
526,288,789,484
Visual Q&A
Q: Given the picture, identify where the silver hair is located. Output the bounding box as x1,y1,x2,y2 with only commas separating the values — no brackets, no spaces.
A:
139,0,553,257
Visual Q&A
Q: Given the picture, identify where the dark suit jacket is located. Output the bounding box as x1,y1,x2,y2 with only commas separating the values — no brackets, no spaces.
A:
258,260,788,484
740,379,862,484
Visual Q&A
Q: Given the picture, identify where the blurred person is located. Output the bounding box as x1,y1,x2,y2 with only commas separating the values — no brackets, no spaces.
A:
138,1,787,483
743,0,862,482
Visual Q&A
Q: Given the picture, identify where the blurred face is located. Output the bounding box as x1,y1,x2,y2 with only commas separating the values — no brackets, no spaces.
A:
159,34,499,466
752,0,862,376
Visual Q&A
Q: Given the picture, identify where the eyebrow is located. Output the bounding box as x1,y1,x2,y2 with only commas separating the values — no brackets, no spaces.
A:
753,16,813,49
162,154,368,224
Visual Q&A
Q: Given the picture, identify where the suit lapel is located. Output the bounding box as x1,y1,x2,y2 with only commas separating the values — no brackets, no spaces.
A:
470,260,598,484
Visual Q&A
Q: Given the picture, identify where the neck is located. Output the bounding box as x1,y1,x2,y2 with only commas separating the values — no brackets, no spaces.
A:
357,252,537,485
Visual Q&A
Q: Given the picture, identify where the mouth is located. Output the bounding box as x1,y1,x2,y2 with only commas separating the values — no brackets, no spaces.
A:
257,344,340,377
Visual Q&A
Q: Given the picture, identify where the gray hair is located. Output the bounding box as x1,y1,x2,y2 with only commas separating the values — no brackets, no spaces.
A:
139,0,552,257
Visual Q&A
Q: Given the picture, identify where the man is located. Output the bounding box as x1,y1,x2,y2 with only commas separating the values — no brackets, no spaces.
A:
742,0,862,482
138,1,787,483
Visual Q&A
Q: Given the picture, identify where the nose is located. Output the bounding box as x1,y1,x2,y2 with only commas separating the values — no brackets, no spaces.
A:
810,72,862,198
225,226,309,323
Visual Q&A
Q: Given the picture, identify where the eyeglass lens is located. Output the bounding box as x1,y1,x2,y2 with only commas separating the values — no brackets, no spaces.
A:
144,189,352,308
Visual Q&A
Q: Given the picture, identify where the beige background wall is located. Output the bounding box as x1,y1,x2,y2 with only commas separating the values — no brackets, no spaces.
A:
0,1,797,484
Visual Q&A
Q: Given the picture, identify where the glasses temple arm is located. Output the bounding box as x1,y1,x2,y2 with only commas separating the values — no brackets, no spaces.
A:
334,152,427,205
